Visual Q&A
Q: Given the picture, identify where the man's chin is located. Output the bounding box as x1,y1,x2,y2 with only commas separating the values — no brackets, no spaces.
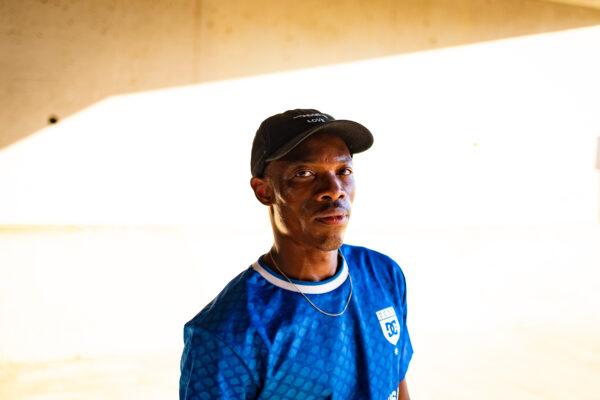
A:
315,233,345,252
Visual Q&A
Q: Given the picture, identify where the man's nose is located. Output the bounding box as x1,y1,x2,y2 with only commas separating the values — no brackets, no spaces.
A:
316,173,346,201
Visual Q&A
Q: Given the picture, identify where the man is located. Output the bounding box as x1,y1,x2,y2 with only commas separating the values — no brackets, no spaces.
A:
180,109,413,399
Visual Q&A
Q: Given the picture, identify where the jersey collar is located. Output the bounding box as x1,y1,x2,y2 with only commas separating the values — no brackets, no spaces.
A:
251,253,349,294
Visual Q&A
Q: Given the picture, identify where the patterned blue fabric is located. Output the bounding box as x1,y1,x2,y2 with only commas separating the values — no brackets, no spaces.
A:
180,244,412,399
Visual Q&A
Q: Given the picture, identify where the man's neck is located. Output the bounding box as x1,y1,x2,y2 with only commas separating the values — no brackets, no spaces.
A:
266,243,339,282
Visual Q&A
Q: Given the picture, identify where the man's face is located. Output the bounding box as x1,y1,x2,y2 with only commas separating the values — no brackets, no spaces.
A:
254,132,355,251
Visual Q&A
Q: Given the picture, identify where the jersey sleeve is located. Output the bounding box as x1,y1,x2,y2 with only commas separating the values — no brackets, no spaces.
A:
180,324,258,400
396,264,413,381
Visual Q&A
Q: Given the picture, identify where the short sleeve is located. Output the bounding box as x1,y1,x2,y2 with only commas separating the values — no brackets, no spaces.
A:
180,324,258,400
397,266,413,380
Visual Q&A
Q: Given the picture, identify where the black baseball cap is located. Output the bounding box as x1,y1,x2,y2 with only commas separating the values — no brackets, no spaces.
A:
250,109,374,177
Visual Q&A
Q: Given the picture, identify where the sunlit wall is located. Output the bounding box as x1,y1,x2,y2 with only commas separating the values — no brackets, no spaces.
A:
1,26,599,227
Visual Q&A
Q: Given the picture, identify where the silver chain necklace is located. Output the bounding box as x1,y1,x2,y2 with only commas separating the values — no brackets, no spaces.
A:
268,250,353,317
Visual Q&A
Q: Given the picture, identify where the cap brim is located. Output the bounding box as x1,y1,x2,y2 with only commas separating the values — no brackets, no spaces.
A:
265,120,374,162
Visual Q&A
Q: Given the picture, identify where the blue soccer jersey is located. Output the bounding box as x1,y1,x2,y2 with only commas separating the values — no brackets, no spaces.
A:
180,244,413,399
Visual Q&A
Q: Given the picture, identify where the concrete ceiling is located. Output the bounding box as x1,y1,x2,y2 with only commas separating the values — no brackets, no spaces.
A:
3,0,600,151
546,0,600,9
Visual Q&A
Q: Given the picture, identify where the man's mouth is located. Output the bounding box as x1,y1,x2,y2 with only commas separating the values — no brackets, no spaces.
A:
315,215,347,225
314,208,349,225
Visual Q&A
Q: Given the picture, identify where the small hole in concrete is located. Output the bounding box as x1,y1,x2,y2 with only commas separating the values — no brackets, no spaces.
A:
48,115,58,124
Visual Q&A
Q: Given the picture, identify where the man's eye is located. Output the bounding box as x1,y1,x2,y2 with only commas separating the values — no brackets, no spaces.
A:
339,168,353,176
295,170,314,178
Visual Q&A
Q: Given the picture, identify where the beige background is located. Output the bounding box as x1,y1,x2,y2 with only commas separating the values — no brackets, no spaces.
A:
2,1,600,399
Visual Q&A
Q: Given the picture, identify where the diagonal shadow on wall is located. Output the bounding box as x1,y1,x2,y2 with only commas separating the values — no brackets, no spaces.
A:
2,0,600,150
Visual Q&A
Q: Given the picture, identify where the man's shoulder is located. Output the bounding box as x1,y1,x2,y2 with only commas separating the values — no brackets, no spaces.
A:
340,243,401,269
341,243,407,287
184,267,256,335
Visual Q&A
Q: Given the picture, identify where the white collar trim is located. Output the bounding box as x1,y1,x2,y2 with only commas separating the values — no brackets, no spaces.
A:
251,255,349,294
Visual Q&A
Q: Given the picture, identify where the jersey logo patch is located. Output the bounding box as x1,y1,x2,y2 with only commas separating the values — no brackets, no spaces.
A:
376,306,400,346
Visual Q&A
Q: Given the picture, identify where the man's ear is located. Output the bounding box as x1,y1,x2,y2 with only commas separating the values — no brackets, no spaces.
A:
250,176,274,205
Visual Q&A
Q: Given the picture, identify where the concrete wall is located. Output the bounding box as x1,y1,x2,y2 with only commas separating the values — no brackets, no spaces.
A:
2,0,600,149
1,20,599,360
